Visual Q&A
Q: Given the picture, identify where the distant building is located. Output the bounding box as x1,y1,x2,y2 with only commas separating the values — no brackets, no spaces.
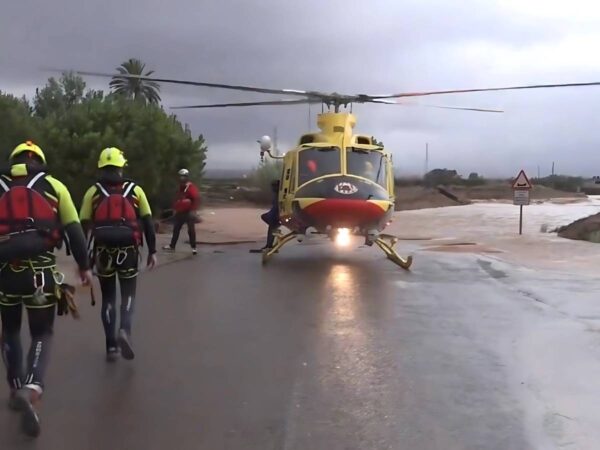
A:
582,177,600,194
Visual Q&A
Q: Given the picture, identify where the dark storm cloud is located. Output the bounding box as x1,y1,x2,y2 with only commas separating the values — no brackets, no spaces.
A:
2,0,600,176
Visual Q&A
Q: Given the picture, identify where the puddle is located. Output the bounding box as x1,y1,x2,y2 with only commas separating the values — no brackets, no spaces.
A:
423,243,503,254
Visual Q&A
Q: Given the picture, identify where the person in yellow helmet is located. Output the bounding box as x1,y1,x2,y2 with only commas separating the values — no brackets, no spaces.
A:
0,141,92,438
80,147,157,363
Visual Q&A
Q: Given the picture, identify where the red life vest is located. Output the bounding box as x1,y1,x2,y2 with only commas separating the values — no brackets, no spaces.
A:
0,172,62,261
92,182,141,247
174,182,194,213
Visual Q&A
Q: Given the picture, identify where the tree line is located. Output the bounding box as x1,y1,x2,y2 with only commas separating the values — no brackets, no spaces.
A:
0,59,207,211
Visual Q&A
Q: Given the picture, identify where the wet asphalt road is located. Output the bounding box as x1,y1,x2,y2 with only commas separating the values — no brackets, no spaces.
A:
1,241,534,450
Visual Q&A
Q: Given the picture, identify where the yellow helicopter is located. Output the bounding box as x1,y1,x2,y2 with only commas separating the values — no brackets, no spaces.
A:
70,70,600,269
255,112,412,268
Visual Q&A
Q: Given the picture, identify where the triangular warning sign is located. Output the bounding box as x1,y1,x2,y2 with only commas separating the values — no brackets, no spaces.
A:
512,170,532,189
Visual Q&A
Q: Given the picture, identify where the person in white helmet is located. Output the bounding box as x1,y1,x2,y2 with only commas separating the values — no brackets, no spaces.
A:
163,169,199,255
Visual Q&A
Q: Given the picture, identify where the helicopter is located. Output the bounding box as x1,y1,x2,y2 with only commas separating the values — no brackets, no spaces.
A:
67,69,600,269
253,113,415,269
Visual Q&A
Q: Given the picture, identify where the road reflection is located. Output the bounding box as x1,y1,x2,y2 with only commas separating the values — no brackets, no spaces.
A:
320,264,380,419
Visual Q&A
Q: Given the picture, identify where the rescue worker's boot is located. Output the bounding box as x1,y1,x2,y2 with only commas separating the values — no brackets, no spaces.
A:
8,389,20,411
106,346,120,363
118,329,135,360
14,386,42,438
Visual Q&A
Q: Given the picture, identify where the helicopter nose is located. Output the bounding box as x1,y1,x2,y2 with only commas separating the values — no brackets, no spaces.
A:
302,198,388,229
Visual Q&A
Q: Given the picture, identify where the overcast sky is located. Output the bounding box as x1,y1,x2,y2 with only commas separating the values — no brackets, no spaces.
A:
2,0,600,177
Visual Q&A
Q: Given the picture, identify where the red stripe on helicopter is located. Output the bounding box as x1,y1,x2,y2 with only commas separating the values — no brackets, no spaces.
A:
302,199,387,228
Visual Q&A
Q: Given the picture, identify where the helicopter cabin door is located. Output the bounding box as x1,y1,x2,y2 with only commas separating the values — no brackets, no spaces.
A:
279,153,296,218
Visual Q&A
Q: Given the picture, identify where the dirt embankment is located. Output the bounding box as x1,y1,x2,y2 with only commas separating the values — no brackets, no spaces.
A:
556,213,600,243
200,179,263,207
394,184,585,211
198,178,586,211
450,184,586,201
394,186,467,211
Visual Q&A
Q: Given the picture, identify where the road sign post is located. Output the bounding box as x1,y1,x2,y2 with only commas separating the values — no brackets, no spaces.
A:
512,170,532,235
519,205,523,235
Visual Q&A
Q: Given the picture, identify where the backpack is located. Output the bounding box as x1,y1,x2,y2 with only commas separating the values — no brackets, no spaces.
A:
92,182,141,247
0,172,62,262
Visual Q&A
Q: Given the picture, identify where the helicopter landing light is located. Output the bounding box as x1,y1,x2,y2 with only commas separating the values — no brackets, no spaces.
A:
335,228,351,247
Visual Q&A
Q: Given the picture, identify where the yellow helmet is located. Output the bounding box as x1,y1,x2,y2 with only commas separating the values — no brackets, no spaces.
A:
98,147,127,168
10,141,46,164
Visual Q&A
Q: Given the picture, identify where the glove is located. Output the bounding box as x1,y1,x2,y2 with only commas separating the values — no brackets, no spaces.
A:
147,253,157,270
57,284,79,319
79,269,93,286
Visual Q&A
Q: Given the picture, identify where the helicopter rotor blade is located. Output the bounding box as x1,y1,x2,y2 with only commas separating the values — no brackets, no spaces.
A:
369,99,503,113
370,81,600,99
59,69,318,98
170,99,319,109
49,68,600,108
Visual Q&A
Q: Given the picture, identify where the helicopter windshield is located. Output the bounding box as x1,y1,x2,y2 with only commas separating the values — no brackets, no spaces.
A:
346,148,388,188
298,147,341,186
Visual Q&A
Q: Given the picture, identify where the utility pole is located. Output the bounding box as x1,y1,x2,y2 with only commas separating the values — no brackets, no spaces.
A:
273,126,278,156
551,161,555,176
537,165,540,179
425,142,429,176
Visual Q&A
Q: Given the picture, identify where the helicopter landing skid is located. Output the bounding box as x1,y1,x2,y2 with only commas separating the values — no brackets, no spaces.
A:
374,236,413,270
262,231,297,265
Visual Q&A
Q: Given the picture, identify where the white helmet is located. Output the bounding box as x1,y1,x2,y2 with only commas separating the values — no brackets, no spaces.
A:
178,168,189,176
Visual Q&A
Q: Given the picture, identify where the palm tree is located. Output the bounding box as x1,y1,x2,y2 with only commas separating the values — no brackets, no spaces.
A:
109,58,161,104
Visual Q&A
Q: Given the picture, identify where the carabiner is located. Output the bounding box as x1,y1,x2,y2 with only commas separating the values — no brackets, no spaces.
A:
116,249,128,265
52,270,65,286
32,271,46,306
33,271,45,290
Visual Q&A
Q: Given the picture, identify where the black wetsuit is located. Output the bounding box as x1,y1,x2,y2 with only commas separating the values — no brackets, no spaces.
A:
261,186,280,248
81,173,156,353
170,212,197,250
0,166,89,392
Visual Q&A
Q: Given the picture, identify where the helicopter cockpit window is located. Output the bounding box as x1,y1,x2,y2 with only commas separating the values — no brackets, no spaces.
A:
346,148,388,188
298,147,341,186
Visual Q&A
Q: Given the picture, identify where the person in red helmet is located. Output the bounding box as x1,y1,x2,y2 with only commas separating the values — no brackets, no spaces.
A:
163,169,200,255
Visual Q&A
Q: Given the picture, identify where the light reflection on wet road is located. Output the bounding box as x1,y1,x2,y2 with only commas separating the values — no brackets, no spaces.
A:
1,243,532,449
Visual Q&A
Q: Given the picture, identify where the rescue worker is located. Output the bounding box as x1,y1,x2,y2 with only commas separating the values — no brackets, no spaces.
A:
162,168,199,255
0,141,92,438
363,160,375,181
79,147,157,362
260,180,280,249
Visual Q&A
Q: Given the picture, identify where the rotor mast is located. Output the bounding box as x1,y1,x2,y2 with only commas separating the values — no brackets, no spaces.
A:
320,93,352,113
